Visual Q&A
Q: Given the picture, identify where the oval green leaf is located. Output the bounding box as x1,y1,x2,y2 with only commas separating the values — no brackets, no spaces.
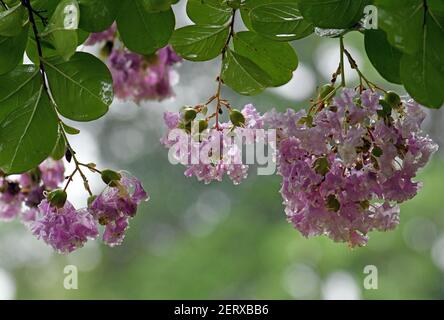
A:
78,0,120,32
250,2,314,41
0,25,28,75
297,0,369,29
186,0,232,25
42,0,80,61
117,0,175,54
0,65,58,174
365,29,402,84
221,49,273,95
0,3,27,37
233,31,298,86
400,12,444,108
43,52,114,121
171,25,229,61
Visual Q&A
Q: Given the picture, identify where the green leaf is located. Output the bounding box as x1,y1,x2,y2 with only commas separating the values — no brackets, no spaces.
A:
170,25,229,61
144,0,176,12
0,25,28,75
78,0,120,32
375,0,444,108
186,0,232,25
221,49,273,95
42,0,80,61
26,29,88,64
400,11,444,108
0,66,58,174
51,128,67,160
233,31,298,86
297,0,369,29
0,3,27,37
364,29,403,84
117,0,175,54
43,52,114,121
240,0,280,31
250,2,314,41
62,122,80,135
375,0,424,54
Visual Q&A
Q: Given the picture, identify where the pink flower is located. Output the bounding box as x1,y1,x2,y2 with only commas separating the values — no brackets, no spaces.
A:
161,104,265,185
266,89,438,247
86,26,181,103
39,159,65,189
31,200,99,254
90,172,149,246
0,180,22,221
85,24,117,46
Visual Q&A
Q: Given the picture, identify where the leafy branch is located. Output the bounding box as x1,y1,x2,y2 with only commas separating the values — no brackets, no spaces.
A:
21,0,94,195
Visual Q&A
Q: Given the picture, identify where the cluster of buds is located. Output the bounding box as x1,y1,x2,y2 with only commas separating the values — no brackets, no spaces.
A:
161,97,266,184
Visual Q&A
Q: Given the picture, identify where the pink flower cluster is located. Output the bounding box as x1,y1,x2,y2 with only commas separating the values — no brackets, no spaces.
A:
264,89,438,247
0,159,64,222
89,172,149,247
86,25,181,103
0,159,149,253
161,104,265,185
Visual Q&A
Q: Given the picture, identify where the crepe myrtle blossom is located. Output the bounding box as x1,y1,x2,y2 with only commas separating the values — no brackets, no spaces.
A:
86,25,181,102
0,159,65,222
31,199,99,254
90,171,149,247
38,158,65,189
1,156,149,252
0,178,22,221
265,88,438,247
161,104,276,184
28,170,149,252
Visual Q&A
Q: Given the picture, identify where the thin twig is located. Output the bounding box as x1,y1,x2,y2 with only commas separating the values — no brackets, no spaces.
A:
214,9,236,130
340,36,346,87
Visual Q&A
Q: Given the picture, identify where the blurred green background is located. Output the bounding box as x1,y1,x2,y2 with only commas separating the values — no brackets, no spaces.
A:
1,4,444,300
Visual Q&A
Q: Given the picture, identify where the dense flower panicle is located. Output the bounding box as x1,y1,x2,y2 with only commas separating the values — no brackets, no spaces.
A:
90,172,149,247
86,26,181,102
0,157,148,252
161,104,265,185
265,89,438,247
31,200,99,254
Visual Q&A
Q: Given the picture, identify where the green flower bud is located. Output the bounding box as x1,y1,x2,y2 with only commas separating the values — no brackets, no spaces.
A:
229,109,246,127
384,91,401,108
314,157,330,176
198,120,208,133
47,189,67,209
101,169,122,187
183,107,197,123
326,195,340,212
372,146,383,157
377,99,392,118
87,195,97,207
